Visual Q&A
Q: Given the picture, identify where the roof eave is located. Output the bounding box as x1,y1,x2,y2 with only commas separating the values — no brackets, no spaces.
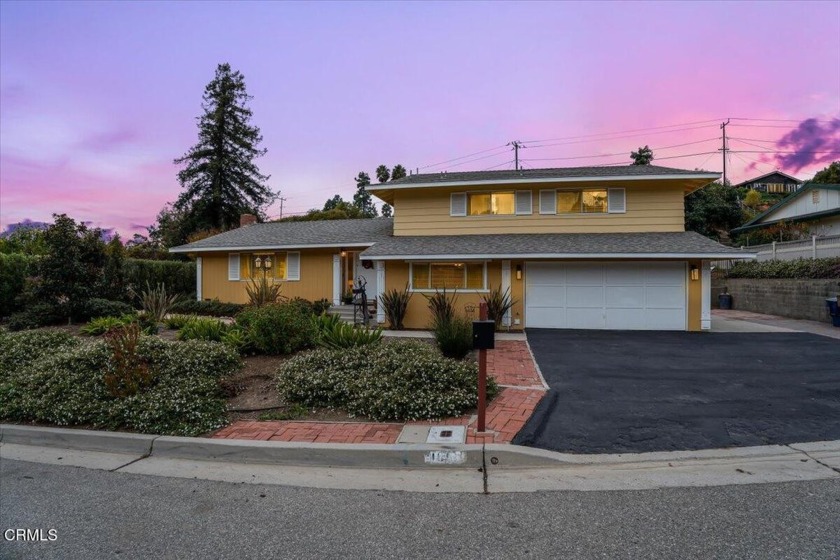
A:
358,251,756,261
170,242,378,254
368,173,720,192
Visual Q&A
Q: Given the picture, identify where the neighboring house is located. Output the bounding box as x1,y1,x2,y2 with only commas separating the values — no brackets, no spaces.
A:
731,182,840,238
734,170,802,194
170,165,754,332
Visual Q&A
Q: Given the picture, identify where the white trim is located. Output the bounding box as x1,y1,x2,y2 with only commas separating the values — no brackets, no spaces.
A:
286,251,301,281
375,261,385,324
332,254,341,306
170,242,375,254
515,190,533,215
195,257,203,300
450,192,467,216
366,173,720,192
607,188,626,214
701,260,711,330
368,252,757,261
501,260,512,327
539,189,557,215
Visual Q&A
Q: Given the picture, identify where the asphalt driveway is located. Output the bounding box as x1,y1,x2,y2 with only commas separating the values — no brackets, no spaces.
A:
514,330,840,454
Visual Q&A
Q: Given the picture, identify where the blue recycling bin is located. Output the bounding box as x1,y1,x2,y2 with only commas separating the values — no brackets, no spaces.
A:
826,297,840,328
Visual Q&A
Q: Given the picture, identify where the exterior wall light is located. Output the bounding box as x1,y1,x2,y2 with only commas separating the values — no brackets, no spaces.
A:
515,265,522,280
690,265,700,281
254,257,262,269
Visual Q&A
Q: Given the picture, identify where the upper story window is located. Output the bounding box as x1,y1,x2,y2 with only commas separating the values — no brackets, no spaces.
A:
467,192,514,215
556,189,608,214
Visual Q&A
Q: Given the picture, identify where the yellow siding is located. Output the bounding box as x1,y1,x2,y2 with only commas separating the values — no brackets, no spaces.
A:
687,258,702,332
392,182,686,236
200,249,334,304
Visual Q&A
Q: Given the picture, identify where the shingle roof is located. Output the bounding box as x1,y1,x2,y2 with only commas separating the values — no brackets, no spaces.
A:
170,218,394,252
731,183,840,233
379,165,716,188
359,231,753,259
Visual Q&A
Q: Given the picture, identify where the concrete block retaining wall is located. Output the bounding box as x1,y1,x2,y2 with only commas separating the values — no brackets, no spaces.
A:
711,279,840,323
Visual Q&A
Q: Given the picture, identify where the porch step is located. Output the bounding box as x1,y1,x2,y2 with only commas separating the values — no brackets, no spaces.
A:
330,304,376,325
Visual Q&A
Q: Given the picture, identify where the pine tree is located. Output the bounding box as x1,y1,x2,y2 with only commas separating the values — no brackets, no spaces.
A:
631,145,654,165
353,172,377,217
174,63,273,232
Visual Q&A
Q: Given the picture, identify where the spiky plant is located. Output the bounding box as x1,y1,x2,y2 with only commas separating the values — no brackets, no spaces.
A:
482,286,517,331
130,282,180,324
424,288,457,328
379,284,412,330
245,276,284,307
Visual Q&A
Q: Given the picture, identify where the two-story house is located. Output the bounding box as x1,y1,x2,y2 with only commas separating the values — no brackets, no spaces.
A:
170,165,754,331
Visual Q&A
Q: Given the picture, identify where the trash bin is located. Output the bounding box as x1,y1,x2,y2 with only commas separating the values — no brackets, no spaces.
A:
826,297,840,328
718,292,733,310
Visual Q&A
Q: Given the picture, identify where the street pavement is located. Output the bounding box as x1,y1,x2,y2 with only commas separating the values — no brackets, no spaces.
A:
2,458,839,559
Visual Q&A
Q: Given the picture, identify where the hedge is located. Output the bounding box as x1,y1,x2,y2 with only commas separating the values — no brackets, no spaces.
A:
725,257,840,279
124,259,196,299
0,253,38,317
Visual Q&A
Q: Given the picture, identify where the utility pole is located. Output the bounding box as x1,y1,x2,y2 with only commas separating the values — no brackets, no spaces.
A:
278,197,287,219
720,119,730,186
508,140,524,170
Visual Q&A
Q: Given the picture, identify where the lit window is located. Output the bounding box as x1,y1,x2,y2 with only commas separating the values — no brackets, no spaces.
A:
410,263,486,290
244,253,286,279
467,192,515,215
557,189,608,213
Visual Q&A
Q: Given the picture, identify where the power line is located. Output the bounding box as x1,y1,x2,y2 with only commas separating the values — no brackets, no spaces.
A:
521,118,722,144
482,159,515,171
435,149,515,171
522,137,720,162
731,150,840,154
418,144,509,171
730,117,838,124
525,124,721,149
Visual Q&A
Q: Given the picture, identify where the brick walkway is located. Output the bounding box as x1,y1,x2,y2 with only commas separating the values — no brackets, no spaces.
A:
212,340,547,445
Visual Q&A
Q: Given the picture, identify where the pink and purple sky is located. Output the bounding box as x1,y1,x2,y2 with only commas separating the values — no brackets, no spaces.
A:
1,1,839,237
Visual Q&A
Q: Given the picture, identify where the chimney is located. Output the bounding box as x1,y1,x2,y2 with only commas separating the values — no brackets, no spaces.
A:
239,214,258,228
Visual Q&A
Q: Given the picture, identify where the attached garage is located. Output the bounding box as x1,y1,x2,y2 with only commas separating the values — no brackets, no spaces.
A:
525,262,687,330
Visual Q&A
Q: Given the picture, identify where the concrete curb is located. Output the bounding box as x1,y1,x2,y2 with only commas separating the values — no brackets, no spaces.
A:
3,424,840,472
0,424,155,455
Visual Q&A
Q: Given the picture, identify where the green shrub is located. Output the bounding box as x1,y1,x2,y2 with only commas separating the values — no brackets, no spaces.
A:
379,284,412,330
0,334,241,435
425,288,457,326
0,253,37,317
124,259,196,299
171,298,245,317
726,257,840,279
219,326,252,354
75,298,136,322
433,315,473,360
163,314,197,330
7,303,67,331
80,315,135,336
236,303,317,355
177,317,229,342
276,340,498,421
316,319,383,349
0,329,79,377
288,297,331,316
482,286,517,331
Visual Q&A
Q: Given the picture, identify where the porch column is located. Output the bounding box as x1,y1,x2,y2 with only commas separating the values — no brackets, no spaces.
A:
375,260,385,324
332,254,341,306
701,260,711,330
501,260,511,327
195,257,202,301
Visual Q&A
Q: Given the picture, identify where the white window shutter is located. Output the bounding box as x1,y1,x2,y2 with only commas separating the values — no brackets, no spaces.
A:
539,190,556,215
450,193,467,216
286,251,300,281
515,191,532,215
608,188,626,213
228,253,240,281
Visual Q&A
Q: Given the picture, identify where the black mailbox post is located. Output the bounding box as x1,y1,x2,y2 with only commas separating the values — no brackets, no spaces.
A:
472,320,495,350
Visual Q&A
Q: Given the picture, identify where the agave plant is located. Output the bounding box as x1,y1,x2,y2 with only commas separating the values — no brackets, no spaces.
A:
424,288,457,328
482,286,517,331
245,276,284,307
379,284,412,330
130,282,180,325
316,318,383,349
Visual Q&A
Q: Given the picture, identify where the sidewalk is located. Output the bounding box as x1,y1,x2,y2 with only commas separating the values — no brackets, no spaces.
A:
212,340,548,445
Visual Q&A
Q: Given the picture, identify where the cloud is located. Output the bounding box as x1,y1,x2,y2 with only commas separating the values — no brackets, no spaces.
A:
774,118,840,172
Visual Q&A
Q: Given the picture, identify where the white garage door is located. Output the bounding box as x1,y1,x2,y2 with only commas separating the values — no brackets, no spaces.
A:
525,262,687,330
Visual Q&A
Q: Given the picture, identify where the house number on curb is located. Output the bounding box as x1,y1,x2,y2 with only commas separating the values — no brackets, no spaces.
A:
424,451,467,465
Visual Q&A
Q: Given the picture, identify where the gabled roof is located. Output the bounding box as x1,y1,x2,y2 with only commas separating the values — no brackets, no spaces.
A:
170,218,394,253
731,183,840,234
359,231,753,260
734,170,802,187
